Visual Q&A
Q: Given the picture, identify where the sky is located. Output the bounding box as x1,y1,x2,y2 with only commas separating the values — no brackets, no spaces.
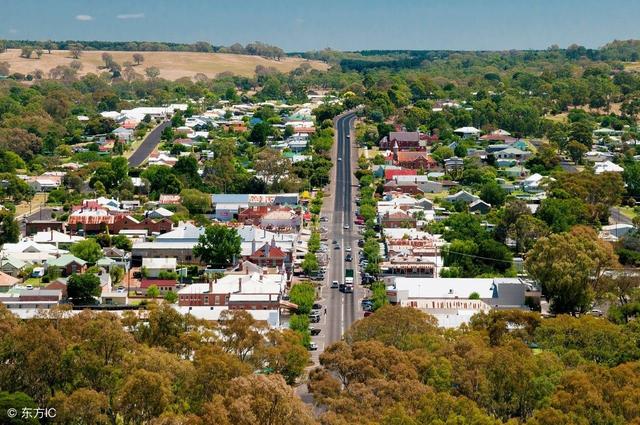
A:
2,0,640,52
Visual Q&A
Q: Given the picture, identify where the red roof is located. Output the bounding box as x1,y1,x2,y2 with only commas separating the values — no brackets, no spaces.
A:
252,243,286,258
140,279,177,289
385,169,417,181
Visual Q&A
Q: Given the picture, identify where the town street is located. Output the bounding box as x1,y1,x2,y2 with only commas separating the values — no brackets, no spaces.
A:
128,120,171,167
308,111,366,360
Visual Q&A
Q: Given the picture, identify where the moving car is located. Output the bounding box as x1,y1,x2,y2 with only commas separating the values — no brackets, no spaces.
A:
331,280,339,288
338,157,342,161
345,253,353,262
343,224,350,230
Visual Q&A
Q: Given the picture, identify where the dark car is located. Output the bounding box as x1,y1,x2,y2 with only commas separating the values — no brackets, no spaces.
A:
358,239,364,247
364,311,374,317
312,303,323,311
345,254,352,262
309,328,321,336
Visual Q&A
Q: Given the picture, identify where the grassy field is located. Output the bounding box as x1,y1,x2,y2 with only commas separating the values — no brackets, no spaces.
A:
15,192,48,217
0,49,328,80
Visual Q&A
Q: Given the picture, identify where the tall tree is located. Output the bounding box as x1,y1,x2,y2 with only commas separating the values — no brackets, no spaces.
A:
193,225,241,267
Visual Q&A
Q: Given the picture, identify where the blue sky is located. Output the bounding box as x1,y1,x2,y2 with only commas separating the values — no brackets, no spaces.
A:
2,0,640,52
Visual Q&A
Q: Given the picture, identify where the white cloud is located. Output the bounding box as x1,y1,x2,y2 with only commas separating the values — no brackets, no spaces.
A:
75,14,94,21
117,13,145,20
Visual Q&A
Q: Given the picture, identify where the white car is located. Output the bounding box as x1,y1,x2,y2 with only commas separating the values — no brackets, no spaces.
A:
331,280,339,288
308,342,318,351
345,247,352,253
337,157,342,161
343,224,350,230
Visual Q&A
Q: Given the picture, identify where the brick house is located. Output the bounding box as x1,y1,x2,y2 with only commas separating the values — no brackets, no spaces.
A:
249,241,288,268
381,210,417,229
47,254,87,277
68,214,173,235
395,151,439,170
139,279,177,295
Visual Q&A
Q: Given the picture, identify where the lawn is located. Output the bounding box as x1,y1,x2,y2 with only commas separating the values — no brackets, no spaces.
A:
15,192,48,217
618,206,638,220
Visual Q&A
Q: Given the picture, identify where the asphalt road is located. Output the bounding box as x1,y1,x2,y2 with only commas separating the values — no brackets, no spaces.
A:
128,120,171,167
610,206,633,225
309,112,366,356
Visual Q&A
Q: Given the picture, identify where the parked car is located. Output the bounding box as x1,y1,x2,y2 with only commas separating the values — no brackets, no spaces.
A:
364,311,374,317
309,328,321,336
308,342,318,351
320,216,328,222
312,303,323,311
358,239,364,247
309,312,321,323
335,244,340,250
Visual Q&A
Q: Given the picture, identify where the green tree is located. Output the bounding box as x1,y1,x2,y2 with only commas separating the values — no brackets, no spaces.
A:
67,273,101,305
525,226,617,314
0,210,20,244
193,225,241,267
289,282,316,314
70,239,103,264
480,181,507,207
164,291,178,304
566,140,588,163
301,253,319,276
180,188,211,214
146,285,160,299
0,391,38,425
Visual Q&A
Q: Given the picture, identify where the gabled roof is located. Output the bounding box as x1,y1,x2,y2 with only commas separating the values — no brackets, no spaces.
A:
47,254,87,267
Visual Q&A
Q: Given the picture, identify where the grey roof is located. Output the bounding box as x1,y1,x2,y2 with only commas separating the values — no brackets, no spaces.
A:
211,194,250,204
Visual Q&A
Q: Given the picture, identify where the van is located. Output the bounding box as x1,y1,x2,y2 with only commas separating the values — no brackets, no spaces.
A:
308,312,321,323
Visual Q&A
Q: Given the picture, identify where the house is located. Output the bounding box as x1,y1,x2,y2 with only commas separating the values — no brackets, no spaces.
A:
113,127,134,141
120,200,141,211
381,210,417,228
493,147,531,162
25,220,65,236
0,271,19,292
0,288,63,310
444,156,464,172
44,279,68,298
390,175,443,194
249,240,288,268
522,173,553,193
446,190,480,205
0,257,27,277
47,254,88,276
384,168,417,182
139,279,177,295
379,131,421,149
394,151,439,170
159,194,182,205
142,258,177,278
469,199,492,214
260,209,301,229
147,207,175,219
454,127,481,139
32,229,84,246
594,160,624,174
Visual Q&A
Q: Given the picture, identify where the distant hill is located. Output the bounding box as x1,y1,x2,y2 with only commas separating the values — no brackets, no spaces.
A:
0,49,328,80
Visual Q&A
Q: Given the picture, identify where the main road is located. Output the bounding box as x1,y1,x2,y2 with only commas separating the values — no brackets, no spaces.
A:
313,112,366,350
128,120,171,167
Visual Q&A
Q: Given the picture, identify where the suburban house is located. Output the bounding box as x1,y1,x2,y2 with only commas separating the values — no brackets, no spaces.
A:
469,199,492,214
454,126,481,139
381,210,417,228
139,279,177,295
249,240,288,268
379,131,421,150
446,190,480,205
47,254,88,276
393,151,439,170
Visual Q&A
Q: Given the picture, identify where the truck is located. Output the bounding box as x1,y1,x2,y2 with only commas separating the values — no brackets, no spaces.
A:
345,268,354,284
342,268,354,292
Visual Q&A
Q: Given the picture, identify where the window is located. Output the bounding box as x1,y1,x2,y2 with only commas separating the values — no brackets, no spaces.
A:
204,296,209,305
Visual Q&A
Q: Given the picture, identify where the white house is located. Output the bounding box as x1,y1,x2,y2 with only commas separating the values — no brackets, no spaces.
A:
454,126,481,139
142,257,177,278
594,160,624,174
